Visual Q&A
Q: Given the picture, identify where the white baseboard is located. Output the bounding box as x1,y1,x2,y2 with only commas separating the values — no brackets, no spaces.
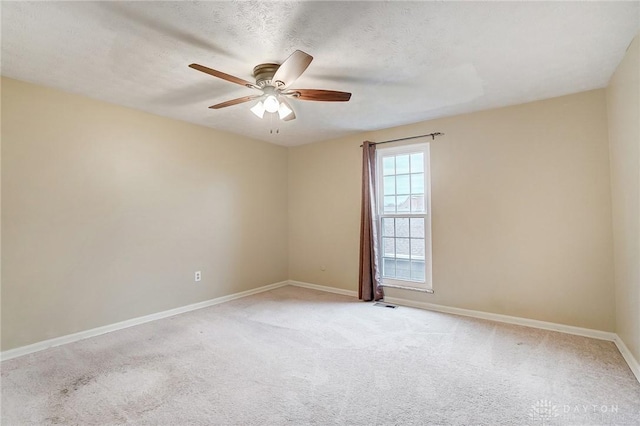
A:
614,335,640,383
4,278,638,385
383,296,616,341
1,280,289,362
382,295,639,384
288,280,358,297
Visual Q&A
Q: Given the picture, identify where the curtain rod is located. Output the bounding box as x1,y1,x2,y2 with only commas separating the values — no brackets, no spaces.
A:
360,132,444,147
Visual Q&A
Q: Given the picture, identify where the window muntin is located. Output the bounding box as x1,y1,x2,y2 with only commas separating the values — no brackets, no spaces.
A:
377,144,432,290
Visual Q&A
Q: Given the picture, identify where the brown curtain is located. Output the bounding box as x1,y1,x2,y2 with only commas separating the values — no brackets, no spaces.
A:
359,141,383,301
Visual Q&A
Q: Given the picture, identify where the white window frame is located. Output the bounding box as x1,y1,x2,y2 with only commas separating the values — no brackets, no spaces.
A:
376,143,433,292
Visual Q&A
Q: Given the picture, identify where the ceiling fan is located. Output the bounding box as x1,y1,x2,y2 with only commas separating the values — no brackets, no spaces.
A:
189,50,351,121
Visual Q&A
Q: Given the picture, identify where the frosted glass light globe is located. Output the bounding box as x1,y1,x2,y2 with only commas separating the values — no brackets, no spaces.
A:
263,95,279,113
278,102,293,119
250,101,265,118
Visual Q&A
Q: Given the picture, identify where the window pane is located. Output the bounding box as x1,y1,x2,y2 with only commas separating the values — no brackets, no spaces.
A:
383,258,396,278
411,260,425,281
383,196,396,213
410,153,424,173
396,259,411,279
396,155,410,174
383,156,395,176
383,176,396,195
382,218,395,237
411,173,424,194
396,238,410,258
396,174,410,195
396,195,410,212
410,195,425,213
377,146,431,288
383,237,395,257
396,218,409,237
411,238,425,259
410,218,424,238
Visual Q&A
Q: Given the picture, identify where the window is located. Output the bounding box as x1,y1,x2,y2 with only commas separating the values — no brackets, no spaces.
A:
376,143,432,291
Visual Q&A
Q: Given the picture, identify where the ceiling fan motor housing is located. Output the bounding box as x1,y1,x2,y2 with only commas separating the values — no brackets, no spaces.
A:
253,63,280,87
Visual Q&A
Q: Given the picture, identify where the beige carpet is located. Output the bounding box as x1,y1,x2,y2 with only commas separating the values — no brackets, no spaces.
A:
2,285,639,425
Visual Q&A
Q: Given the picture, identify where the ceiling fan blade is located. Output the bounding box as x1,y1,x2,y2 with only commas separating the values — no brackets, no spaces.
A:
272,50,313,88
209,95,262,109
292,89,352,102
189,63,255,88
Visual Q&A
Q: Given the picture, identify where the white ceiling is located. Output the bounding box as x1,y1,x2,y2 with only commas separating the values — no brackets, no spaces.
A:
2,1,639,146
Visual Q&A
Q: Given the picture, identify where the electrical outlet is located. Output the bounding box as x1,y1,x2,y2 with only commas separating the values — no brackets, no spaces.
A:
194,271,201,282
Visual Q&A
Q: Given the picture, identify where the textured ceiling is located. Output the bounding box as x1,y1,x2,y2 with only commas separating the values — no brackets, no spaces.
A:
2,1,639,146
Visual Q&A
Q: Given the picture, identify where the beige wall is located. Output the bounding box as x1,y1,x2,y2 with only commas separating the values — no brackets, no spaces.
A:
607,35,640,362
289,89,615,331
1,77,289,350
2,69,627,351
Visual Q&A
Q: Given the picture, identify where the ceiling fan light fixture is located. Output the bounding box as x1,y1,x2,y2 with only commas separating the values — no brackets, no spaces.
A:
278,102,293,119
250,101,265,118
263,95,280,113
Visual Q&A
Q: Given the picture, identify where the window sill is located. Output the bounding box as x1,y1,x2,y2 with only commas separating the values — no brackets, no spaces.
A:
381,283,434,294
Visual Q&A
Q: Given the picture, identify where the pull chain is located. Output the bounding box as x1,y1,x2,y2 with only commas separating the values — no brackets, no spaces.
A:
269,112,279,135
